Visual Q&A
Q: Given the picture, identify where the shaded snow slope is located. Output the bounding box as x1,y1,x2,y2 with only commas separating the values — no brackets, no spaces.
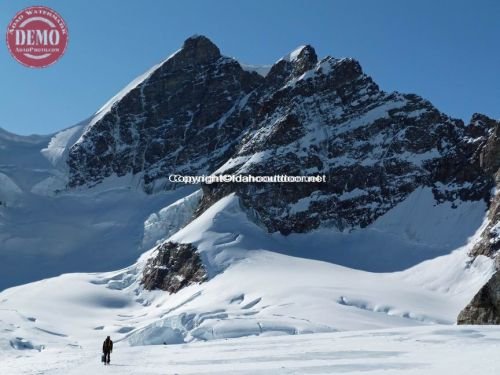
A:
0,128,54,196
0,185,197,289
261,187,487,272
0,172,22,204
370,187,485,248
0,127,47,144
141,189,203,251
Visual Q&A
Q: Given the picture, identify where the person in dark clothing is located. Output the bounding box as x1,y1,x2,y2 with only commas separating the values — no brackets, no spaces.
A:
102,336,113,365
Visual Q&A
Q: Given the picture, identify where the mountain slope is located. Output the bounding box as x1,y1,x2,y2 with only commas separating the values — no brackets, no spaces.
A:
0,127,199,288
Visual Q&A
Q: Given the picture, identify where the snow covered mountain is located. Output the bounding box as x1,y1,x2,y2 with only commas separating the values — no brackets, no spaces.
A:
0,35,499,373
59,36,495,236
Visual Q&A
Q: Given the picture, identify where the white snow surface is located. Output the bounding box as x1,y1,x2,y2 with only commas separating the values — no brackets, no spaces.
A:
1,326,500,374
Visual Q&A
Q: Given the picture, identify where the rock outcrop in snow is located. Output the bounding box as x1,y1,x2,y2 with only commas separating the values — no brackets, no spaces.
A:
141,241,207,293
458,271,500,324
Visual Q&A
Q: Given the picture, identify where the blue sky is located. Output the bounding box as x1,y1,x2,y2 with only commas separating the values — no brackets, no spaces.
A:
1,0,499,135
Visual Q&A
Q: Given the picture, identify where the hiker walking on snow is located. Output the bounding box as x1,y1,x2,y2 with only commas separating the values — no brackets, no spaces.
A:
102,336,113,365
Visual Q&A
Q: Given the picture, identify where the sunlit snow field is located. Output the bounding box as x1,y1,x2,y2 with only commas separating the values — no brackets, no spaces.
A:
0,187,496,374
1,326,500,374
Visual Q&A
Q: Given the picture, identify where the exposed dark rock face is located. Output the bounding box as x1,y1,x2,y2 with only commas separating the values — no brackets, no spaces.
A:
465,118,500,260
141,241,206,293
469,174,500,260
199,65,494,233
479,116,500,175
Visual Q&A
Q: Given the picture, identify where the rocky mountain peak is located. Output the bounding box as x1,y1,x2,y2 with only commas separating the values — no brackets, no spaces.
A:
178,35,221,65
265,45,319,87
470,113,499,129
67,35,261,191
464,113,496,139
480,120,500,174
291,45,318,76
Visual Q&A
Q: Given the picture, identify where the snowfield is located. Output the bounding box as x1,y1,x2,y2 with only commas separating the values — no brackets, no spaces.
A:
0,187,497,373
1,326,500,374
